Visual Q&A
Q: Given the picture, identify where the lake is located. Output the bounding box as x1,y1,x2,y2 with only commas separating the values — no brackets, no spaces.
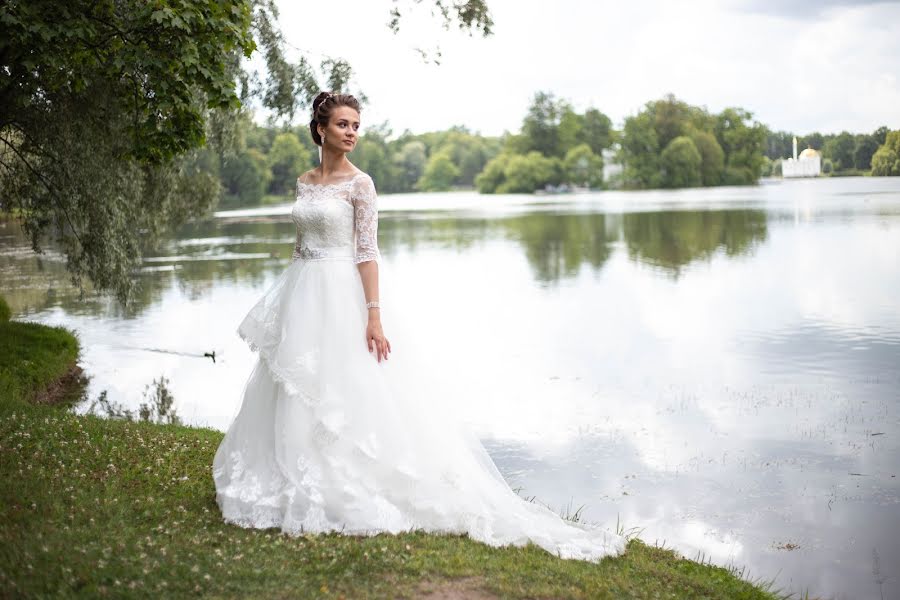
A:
3,176,898,600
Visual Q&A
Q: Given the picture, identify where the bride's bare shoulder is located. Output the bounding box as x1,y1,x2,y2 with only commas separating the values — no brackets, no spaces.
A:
298,168,319,184
348,165,372,181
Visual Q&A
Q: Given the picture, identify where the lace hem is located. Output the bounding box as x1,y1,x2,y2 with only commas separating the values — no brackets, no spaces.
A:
215,485,625,560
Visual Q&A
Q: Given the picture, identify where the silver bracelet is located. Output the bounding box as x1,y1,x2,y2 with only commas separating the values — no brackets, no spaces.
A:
366,301,380,309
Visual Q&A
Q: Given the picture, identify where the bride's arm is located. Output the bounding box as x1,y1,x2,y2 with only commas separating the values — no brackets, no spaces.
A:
352,175,390,362
358,258,390,362
358,261,380,317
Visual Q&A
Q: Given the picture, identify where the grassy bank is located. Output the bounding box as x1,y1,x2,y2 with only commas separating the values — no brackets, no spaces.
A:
0,305,788,599
0,296,84,406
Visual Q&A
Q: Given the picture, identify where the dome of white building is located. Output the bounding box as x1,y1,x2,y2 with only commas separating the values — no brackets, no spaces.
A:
783,137,822,178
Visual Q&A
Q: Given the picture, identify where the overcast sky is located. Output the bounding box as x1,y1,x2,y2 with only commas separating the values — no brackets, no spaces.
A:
250,0,900,138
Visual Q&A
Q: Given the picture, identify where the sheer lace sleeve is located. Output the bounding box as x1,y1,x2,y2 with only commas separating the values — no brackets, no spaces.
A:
291,176,303,261
351,173,381,264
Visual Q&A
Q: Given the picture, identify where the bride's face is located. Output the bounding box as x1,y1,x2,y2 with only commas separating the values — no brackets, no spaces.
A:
320,106,360,152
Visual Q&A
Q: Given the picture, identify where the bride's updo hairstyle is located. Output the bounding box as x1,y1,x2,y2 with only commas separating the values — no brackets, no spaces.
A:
309,91,362,147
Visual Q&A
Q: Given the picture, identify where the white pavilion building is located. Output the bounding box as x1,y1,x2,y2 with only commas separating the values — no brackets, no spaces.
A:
782,136,821,178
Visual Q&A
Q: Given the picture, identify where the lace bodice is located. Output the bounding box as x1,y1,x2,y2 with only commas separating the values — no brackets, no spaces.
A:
290,171,381,263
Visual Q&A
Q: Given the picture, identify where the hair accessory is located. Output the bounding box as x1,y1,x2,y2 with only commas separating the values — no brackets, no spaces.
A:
316,92,334,114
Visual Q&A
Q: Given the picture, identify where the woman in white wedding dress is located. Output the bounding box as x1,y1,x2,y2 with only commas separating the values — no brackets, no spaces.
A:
212,91,627,561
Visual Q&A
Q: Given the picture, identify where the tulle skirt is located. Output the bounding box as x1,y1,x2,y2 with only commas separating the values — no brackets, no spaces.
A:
212,255,627,561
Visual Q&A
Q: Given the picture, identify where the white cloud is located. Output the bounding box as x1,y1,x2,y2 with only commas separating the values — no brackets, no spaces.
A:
729,0,897,19
253,0,900,137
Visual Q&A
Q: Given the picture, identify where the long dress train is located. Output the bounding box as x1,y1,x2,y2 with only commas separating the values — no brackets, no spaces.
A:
212,171,627,561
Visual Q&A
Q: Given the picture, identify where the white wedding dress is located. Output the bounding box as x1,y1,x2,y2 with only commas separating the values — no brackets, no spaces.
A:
212,170,627,561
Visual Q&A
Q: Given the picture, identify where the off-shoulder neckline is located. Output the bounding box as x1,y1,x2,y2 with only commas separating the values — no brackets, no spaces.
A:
297,171,368,188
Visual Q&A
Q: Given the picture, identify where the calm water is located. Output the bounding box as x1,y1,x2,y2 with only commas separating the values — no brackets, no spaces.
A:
3,177,899,600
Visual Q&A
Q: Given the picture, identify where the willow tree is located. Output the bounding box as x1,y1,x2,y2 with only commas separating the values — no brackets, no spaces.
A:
871,130,900,176
0,0,492,306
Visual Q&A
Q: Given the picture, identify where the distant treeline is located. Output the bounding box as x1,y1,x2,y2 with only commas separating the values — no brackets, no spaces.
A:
212,113,504,207
764,127,892,176
210,92,897,206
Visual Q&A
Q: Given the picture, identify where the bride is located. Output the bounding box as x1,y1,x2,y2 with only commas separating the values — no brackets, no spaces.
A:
212,91,627,561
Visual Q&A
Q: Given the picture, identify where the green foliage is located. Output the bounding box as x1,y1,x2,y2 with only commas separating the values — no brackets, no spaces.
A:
418,150,461,191
582,109,614,155
519,92,566,157
0,0,495,305
822,132,855,171
140,376,182,425
764,130,794,160
220,148,271,205
618,95,762,189
1,0,255,163
822,158,834,174
0,296,9,322
413,127,500,188
801,132,824,150
563,144,604,188
688,130,725,186
514,91,612,159
393,141,428,192
652,96,699,150
496,152,560,193
714,108,766,184
661,136,702,188
871,130,900,176
620,110,662,188
721,167,753,185
350,123,398,192
474,152,562,194
474,92,614,194
267,132,309,195
557,108,585,157
0,0,257,304
388,0,493,36
475,153,513,193
853,135,880,170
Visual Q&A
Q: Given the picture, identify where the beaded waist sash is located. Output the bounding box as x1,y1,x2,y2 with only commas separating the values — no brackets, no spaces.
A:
292,244,355,261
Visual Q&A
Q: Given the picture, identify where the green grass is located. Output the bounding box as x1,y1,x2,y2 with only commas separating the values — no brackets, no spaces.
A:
0,317,83,406
0,311,792,599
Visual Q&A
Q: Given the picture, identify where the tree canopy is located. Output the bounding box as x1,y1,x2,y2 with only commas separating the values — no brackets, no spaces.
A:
475,92,611,193
619,95,765,189
871,131,900,176
0,0,493,305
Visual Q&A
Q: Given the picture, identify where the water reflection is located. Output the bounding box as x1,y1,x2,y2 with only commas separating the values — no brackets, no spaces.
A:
502,213,616,283
623,210,768,278
2,205,770,314
380,209,768,283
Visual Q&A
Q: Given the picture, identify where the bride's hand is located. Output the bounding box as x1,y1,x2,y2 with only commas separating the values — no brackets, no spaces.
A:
366,319,391,362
